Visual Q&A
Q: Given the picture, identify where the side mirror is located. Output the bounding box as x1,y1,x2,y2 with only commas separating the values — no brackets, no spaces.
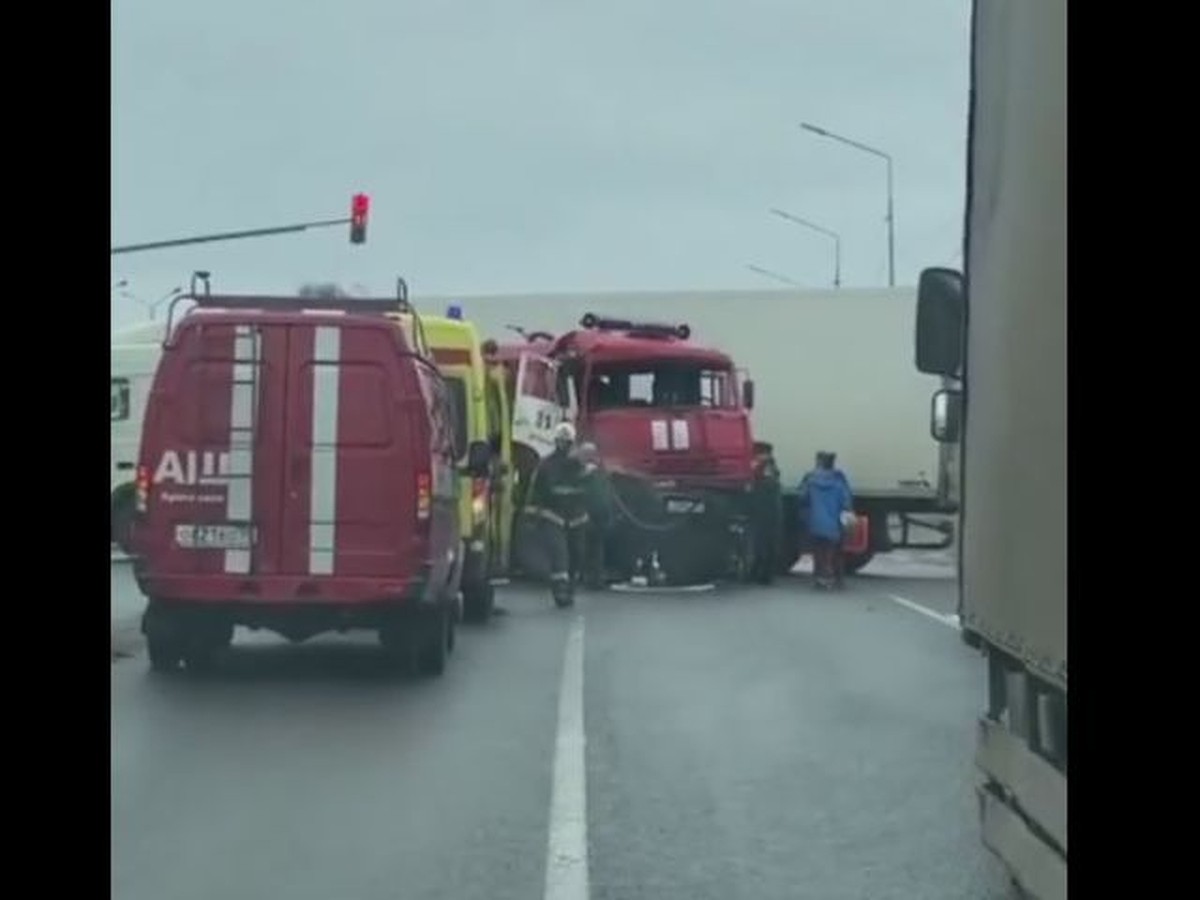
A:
931,388,963,443
466,440,492,476
915,267,965,377
743,379,756,410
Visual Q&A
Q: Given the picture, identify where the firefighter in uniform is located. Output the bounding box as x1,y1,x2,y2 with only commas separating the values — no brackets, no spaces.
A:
750,440,783,584
522,422,590,607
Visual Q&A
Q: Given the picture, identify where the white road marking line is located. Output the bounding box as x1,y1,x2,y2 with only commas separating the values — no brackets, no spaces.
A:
544,614,589,900
888,594,960,629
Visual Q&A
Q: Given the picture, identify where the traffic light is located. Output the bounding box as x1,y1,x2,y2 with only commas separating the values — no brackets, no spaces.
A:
350,193,369,244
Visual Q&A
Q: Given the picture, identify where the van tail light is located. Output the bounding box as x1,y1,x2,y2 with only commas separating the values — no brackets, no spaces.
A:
471,477,488,526
416,473,431,521
135,465,151,513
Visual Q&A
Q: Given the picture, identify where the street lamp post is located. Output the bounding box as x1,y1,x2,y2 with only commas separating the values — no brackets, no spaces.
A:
799,122,895,287
769,208,842,288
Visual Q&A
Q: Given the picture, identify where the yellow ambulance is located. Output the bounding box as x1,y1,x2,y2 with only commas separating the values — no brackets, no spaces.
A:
404,306,514,620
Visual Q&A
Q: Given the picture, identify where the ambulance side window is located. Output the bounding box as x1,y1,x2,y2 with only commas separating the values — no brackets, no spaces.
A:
444,376,469,460
429,380,457,460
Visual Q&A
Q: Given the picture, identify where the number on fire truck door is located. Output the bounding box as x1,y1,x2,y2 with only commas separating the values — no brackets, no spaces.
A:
513,352,564,458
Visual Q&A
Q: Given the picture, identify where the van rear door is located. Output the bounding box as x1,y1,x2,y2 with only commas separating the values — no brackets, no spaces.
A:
141,316,425,582
139,321,281,577
277,319,422,578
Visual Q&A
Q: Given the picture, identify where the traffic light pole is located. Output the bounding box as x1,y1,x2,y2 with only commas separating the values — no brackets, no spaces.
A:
111,217,352,255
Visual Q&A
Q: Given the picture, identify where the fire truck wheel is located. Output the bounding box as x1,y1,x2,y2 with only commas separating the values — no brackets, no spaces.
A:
462,575,495,623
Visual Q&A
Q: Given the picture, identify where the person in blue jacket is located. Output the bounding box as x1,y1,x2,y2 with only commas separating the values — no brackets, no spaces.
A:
798,451,854,590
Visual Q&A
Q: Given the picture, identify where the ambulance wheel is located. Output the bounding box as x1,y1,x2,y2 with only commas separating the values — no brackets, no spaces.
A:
462,578,495,624
417,607,450,677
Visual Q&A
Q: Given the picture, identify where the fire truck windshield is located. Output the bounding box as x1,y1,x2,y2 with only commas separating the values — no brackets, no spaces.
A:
586,363,735,410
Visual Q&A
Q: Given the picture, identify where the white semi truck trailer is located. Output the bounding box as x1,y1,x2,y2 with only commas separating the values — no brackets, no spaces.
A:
914,1,1066,897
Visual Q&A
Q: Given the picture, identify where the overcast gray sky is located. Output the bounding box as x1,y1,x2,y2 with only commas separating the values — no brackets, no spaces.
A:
111,0,970,327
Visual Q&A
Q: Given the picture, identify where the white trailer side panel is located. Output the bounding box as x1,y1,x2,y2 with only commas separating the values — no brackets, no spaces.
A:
962,0,1067,688
423,288,943,491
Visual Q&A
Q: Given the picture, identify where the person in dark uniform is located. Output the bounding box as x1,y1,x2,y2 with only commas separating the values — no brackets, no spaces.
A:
749,440,783,584
576,441,614,589
521,422,589,607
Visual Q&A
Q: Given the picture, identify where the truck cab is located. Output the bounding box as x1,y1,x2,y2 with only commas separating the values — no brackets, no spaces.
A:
506,313,765,585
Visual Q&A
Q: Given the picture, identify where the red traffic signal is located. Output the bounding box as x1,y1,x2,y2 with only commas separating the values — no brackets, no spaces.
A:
350,193,369,244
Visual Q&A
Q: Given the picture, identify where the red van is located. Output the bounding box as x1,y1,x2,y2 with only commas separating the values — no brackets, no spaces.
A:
132,281,471,676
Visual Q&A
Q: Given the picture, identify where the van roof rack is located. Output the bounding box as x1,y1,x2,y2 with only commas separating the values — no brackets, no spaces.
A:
177,270,411,314
188,294,405,313
164,273,418,346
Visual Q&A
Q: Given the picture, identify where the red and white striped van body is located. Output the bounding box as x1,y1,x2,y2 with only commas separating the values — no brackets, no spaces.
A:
133,307,461,619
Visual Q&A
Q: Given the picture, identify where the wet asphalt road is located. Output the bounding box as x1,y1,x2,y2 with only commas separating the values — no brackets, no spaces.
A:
111,556,1012,900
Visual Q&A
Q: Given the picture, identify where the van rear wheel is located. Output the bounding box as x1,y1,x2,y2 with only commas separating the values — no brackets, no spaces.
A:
144,604,183,673
417,607,450,677
147,636,183,673
380,608,449,678
182,622,233,673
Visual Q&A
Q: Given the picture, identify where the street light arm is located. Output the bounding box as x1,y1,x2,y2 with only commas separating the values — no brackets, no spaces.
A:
746,264,802,287
767,208,842,289
799,123,891,162
769,208,840,241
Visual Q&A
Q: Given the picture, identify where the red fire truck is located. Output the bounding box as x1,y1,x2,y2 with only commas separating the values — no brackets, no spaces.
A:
490,313,773,585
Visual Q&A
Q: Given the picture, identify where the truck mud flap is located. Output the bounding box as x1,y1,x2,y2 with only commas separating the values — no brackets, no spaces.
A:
976,717,1067,855
979,784,1066,900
